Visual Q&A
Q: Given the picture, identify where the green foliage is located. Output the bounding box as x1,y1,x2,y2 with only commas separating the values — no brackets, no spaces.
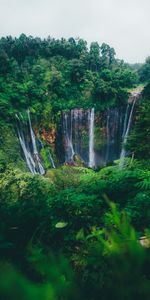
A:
1,201,150,300
138,57,150,82
0,35,137,119
127,84,150,159
0,35,139,169
72,203,150,300
0,161,150,299
40,147,53,169
0,162,150,260
0,250,77,300
0,33,149,299
0,121,26,171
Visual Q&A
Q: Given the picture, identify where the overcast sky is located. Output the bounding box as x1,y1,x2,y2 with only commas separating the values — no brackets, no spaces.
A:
0,0,150,63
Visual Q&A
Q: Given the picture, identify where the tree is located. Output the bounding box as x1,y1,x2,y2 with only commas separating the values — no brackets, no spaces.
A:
89,42,100,71
127,84,150,159
138,57,150,82
100,43,116,68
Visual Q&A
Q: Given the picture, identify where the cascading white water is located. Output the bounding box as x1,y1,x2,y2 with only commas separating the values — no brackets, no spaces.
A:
120,98,136,166
27,110,45,175
16,102,137,171
73,109,78,154
63,112,75,162
88,108,95,168
122,104,130,140
70,110,74,152
27,109,38,155
63,108,95,168
17,112,56,173
16,114,36,174
48,152,56,169
40,139,56,169
105,110,110,164
72,109,83,155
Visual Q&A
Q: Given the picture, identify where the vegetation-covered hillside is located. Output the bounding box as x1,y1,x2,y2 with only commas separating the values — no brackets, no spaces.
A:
0,34,139,170
0,35,150,299
0,34,138,117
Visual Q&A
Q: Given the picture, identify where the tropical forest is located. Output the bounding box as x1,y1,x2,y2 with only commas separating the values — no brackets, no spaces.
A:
0,34,150,300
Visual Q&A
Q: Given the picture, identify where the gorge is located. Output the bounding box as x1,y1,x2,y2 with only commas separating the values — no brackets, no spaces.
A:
16,92,140,173
0,34,150,300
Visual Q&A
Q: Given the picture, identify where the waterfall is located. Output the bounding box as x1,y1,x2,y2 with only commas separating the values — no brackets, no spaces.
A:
40,139,56,169
27,109,38,155
73,109,79,154
122,104,130,140
72,109,83,156
88,108,95,168
104,108,120,165
120,99,136,166
27,110,45,175
63,112,75,162
63,108,93,166
16,111,45,175
70,110,74,152
105,110,110,164
16,102,137,171
48,152,56,169
78,109,83,155
16,114,36,174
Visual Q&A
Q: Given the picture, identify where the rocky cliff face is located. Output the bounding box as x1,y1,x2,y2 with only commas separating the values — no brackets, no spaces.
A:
59,105,135,168
16,92,141,173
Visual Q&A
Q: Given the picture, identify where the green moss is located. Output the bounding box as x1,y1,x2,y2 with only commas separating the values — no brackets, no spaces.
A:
40,147,54,169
